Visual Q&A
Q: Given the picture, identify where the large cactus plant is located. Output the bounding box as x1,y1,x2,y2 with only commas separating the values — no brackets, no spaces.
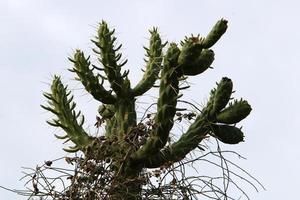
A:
42,19,252,199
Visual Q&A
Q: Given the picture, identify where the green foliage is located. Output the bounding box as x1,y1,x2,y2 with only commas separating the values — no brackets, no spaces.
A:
92,21,128,96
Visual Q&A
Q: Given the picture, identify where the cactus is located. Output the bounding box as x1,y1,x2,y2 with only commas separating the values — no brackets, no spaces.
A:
41,19,252,199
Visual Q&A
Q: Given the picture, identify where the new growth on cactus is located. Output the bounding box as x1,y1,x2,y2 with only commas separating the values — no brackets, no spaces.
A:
37,19,254,199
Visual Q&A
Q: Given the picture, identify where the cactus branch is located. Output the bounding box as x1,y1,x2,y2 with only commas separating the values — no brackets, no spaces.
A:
216,99,252,124
133,28,164,96
41,76,92,152
202,19,228,48
208,77,233,117
130,43,181,161
92,21,128,96
69,50,116,104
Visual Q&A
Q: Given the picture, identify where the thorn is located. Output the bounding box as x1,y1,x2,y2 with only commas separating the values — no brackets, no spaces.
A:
118,59,128,67
179,85,190,90
92,64,104,71
176,108,187,111
114,44,122,51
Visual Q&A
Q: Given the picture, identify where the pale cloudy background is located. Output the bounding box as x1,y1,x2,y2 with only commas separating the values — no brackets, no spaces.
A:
0,0,299,199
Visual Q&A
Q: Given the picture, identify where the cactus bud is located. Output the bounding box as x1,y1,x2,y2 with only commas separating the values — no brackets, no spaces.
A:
178,37,202,67
216,100,252,124
202,19,228,48
211,77,233,115
211,124,244,144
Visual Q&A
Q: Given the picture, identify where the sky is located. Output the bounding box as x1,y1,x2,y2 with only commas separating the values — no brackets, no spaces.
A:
0,0,299,199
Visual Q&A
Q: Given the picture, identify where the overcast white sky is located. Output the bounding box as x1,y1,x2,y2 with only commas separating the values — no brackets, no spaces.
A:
0,0,299,199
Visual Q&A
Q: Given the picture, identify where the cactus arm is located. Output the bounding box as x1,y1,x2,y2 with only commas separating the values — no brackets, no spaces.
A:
177,19,228,77
92,21,128,97
204,77,234,120
69,50,116,104
133,28,164,96
131,43,181,161
202,19,228,49
210,124,244,144
92,21,138,138
177,36,215,76
216,99,252,124
41,76,92,152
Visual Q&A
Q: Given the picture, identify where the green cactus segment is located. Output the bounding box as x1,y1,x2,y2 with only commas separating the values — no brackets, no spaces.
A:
178,37,214,76
182,49,214,76
69,50,116,104
216,99,252,124
149,43,181,149
195,49,215,72
202,19,228,48
210,77,233,116
133,28,164,96
92,21,128,96
41,76,92,152
210,124,244,144
131,44,181,161
165,43,181,68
